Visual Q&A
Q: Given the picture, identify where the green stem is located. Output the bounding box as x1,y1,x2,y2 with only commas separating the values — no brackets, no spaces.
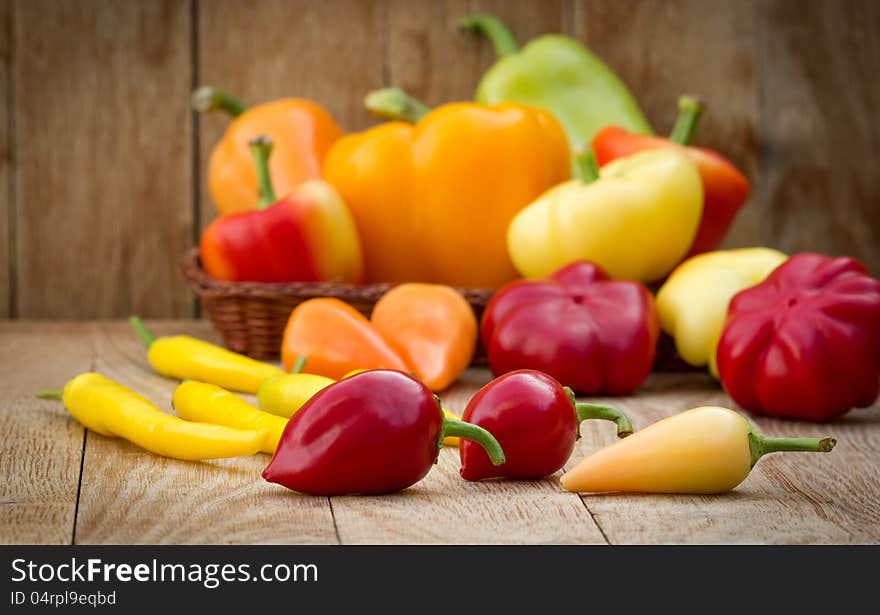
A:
289,355,307,374
459,13,519,58
668,95,704,145
564,387,632,438
129,316,157,348
364,88,430,124
748,431,836,467
191,86,246,117
35,389,63,400
249,136,276,209
574,148,600,184
441,419,506,465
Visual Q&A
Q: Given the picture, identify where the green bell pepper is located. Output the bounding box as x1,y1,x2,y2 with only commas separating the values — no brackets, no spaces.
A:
461,13,653,177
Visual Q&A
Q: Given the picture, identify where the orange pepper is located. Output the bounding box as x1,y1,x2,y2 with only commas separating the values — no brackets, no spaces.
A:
194,86,342,215
371,284,477,391
281,298,409,380
323,88,570,288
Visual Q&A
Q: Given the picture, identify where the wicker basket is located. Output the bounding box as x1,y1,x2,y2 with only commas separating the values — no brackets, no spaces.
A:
179,248,494,362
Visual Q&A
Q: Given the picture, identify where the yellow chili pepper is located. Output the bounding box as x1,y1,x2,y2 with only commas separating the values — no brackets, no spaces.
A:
172,381,287,454
655,247,787,375
256,356,335,418
35,373,265,460
560,406,835,494
130,317,283,394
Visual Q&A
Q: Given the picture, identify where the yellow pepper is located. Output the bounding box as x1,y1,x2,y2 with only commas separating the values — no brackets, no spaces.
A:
655,247,787,375
560,406,836,494
130,317,283,394
173,381,287,454
256,356,335,418
507,149,703,283
35,373,265,460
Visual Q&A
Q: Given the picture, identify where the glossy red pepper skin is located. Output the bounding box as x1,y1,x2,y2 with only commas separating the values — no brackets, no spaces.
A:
592,126,748,259
481,261,660,395
717,253,880,421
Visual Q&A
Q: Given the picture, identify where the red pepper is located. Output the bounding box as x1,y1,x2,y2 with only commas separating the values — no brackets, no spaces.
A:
199,136,363,283
262,370,505,495
459,370,632,481
716,253,880,421
481,261,659,395
592,96,749,259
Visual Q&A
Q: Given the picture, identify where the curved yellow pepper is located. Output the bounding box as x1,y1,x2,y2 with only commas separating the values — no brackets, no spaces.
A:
130,317,283,394
656,247,787,375
507,149,703,283
36,373,265,460
173,381,287,454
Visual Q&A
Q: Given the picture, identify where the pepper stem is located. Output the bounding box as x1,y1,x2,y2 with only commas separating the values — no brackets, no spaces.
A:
459,14,519,58
35,389,63,400
748,431,836,467
364,88,430,124
668,95,704,145
191,86,247,117
565,387,632,438
441,419,506,465
249,135,276,209
574,148,600,184
129,316,157,348
289,355,307,374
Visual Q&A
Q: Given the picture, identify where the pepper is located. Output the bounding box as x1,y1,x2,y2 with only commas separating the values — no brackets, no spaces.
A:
506,148,703,283
262,370,505,495
481,261,659,395
717,253,880,421
460,13,651,177
199,136,363,283
371,283,477,391
459,370,631,481
173,381,287,454
193,86,342,215
323,88,570,287
593,96,750,259
257,356,335,419
130,317,282,394
655,247,787,375
560,406,836,494
280,298,409,379
36,373,266,460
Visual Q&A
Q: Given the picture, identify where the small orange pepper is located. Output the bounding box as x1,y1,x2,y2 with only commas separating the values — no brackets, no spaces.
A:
371,284,477,391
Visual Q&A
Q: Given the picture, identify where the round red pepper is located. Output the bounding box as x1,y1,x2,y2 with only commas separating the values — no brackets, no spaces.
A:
459,370,632,481
592,96,749,260
481,260,659,395
716,253,880,421
262,370,505,495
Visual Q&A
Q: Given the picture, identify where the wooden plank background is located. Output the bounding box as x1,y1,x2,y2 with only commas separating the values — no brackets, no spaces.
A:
0,0,877,319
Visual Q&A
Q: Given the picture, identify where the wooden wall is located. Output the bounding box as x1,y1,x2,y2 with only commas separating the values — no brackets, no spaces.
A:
1,0,878,319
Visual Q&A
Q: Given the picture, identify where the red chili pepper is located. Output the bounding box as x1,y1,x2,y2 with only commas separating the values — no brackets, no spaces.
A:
262,370,505,495
592,96,749,259
481,260,659,395
199,135,363,283
459,370,632,481
716,253,880,421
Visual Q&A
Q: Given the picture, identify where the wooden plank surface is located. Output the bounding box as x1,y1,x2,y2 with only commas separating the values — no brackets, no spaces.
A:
2,320,878,545
0,0,10,317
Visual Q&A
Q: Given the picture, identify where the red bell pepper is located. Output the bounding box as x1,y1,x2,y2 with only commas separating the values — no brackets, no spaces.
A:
459,370,632,481
717,253,880,421
481,260,659,395
262,370,505,495
592,96,749,259
199,135,363,283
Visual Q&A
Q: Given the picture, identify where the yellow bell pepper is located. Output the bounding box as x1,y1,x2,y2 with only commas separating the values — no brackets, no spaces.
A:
507,149,703,283
655,247,787,375
35,373,265,460
173,381,287,454
130,317,283,394
560,406,835,494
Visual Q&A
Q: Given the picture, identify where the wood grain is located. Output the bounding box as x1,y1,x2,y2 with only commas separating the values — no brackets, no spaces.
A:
73,320,337,545
12,0,193,318
0,0,10,317
0,322,94,544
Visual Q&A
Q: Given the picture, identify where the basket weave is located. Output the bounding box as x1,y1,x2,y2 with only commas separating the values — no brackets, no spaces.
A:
179,248,494,362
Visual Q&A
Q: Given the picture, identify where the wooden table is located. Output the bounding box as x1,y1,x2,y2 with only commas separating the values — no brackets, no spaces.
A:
2,320,878,545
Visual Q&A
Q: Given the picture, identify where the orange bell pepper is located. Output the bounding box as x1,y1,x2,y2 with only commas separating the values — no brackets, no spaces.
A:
194,86,342,215
371,284,477,391
281,298,408,379
323,88,570,288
